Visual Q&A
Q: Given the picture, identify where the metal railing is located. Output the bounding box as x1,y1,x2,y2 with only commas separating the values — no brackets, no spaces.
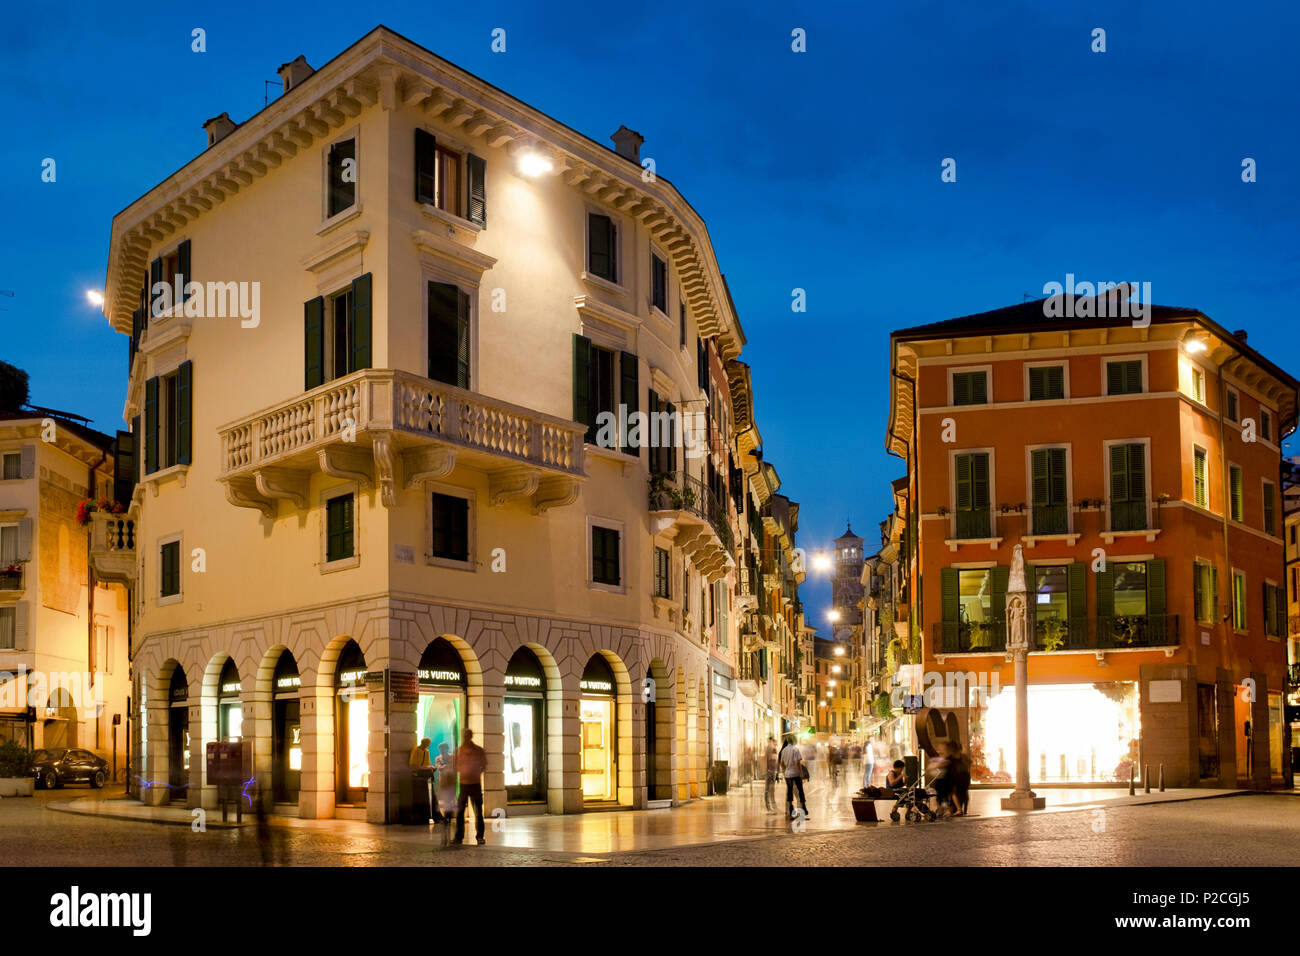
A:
933,614,1180,654
954,508,991,539
1031,503,1069,535
0,569,22,590
648,470,733,553
1110,500,1148,532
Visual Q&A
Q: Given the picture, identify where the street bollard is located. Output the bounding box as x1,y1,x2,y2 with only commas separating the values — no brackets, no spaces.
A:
1144,765,1150,794
1159,764,1165,792
1129,764,1135,796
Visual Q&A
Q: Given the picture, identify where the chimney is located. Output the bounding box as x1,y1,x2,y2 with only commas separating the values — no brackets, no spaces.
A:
278,54,315,93
1233,329,1248,343
202,112,238,148
611,125,644,164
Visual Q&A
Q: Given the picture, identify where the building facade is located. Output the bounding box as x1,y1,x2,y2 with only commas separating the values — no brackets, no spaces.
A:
100,26,797,821
886,298,1297,788
0,410,131,763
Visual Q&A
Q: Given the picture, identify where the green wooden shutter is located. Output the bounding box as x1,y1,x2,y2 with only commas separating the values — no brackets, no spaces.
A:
1127,444,1145,504
144,376,159,474
350,273,372,372
1193,564,1204,622
176,360,193,466
1031,449,1049,507
1109,444,1128,507
971,453,989,509
620,351,638,453
149,257,163,316
1263,483,1275,535
573,334,593,441
954,453,971,512
647,389,661,472
1262,583,1272,636
1210,565,1219,622
177,239,191,303
1050,448,1066,506
467,154,487,226
990,565,1010,646
415,129,437,204
304,296,325,389
589,214,613,280
1047,365,1063,398
1096,564,1114,619
1068,561,1086,645
456,289,471,389
940,567,958,652
1126,361,1142,394
113,431,135,506
972,372,988,404
1147,558,1166,642
953,373,970,406
666,401,677,473
1028,367,1043,401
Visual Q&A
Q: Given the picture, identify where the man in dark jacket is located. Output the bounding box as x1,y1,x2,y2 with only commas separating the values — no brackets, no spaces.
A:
454,729,488,845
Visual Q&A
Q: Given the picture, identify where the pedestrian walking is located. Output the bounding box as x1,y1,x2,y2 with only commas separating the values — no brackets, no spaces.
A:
454,728,488,845
862,736,876,789
433,741,456,825
779,734,809,821
946,741,971,816
764,736,780,813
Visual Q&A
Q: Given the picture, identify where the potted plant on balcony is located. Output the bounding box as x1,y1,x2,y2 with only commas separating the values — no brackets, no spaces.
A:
647,473,674,511
0,740,35,797
681,486,697,509
1111,616,1137,646
75,497,127,526
1038,616,1067,652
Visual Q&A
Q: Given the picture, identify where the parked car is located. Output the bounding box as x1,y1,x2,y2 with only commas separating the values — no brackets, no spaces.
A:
31,748,109,789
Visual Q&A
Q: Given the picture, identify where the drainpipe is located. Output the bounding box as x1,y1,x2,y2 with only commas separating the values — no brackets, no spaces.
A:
88,445,109,752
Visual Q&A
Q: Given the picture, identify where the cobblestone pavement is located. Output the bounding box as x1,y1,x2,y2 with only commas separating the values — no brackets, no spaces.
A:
4,781,1296,867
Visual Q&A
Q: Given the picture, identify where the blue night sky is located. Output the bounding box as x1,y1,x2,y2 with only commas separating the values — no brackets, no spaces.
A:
3,1,1298,626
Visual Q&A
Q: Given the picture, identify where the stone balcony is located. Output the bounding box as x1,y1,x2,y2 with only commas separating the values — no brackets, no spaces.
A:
89,510,137,586
217,369,586,517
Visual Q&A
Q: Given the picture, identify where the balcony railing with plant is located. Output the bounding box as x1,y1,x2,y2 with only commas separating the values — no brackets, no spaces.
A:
648,470,733,554
934,614,1179,653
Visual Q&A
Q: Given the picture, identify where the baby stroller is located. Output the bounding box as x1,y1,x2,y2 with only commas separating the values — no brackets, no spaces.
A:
888,763,939,823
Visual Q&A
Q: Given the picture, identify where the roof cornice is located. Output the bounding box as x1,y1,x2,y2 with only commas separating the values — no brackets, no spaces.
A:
104,26,743,359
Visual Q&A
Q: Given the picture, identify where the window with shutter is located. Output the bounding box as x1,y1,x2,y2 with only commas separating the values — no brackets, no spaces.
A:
587,213,617,282
620,351,639,453
592,526,621,585
1028,365,1064,401
327,138,357,217
1225,389,1239,422
430,492,470,562
1030,447,1068,534
325,494,354,563
304,296,325,390
1106,359,1143,395
573,334,594,442
1263,481,1276,535
952,371,988,406
428,281,470,389
1193,447,1208,508
466,154,487,226
1229,466,1243,522
160,540,181,598
953,452,991,538
1232,571,1247,630
415,129,437,205
1108,443,1147,531
651,253,667,313
653,547,670,598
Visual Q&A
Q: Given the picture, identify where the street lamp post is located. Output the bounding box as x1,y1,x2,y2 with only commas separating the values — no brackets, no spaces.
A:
1001,544,1045,811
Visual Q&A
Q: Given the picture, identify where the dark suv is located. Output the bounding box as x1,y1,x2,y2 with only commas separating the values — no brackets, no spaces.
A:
31,749,109,789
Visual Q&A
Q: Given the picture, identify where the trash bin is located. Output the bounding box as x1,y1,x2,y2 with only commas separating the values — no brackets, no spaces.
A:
711,760,729,794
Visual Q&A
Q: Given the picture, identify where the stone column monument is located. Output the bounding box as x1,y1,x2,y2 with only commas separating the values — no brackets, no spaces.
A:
1001,544,1045,810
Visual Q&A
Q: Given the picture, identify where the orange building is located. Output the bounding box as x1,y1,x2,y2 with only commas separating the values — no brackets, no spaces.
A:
886,298,1297,789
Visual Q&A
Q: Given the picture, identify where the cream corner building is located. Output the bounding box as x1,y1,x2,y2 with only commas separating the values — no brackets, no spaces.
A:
100,26,801,822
